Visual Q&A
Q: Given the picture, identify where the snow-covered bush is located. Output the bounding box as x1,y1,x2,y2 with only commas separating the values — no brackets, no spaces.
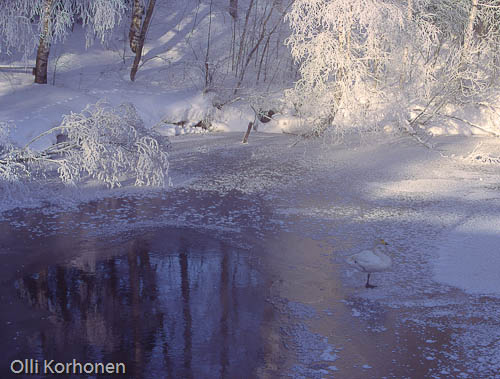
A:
55,101,170,188
0,122,29,181
0,102,170,190
0,121,34,199
0,121,10,151
285,0,500,139
285,0,406,134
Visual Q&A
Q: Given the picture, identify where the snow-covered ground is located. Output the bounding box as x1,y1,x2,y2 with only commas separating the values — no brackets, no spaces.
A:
2,2,500,377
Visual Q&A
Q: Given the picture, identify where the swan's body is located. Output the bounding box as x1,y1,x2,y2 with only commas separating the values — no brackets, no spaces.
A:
346,239,392,288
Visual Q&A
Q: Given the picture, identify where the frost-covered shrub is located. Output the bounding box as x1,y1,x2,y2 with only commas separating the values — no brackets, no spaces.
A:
0,122,27,182
0,121,10,153
285,0,409,134
0,102,170,190
56,101,170,188
285,0,500,138
0,121,33,199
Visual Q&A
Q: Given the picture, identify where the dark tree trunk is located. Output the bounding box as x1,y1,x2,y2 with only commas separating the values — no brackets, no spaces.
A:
129,0,144,53
229,0,238,19
130,0,156,81
34,0,54,84
34,37,51,84
242,122,253,143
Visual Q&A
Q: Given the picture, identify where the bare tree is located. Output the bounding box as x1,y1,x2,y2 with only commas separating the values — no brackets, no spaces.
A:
234,0,255,77
234,1,292,94
1,102,170,189
285,0,500,141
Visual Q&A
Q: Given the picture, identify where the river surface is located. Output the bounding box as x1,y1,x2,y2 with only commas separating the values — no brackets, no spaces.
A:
0,196,465,379
1,225,270,378
1,133,499,378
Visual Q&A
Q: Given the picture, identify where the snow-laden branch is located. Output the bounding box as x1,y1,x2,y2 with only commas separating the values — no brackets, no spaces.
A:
1,101,170,190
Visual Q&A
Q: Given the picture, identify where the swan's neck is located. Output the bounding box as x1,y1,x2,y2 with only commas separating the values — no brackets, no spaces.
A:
374,245,391,265
373,244,388,255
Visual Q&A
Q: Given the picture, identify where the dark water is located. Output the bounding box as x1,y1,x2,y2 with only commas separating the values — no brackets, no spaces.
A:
1,227,270,378
0,189,488,378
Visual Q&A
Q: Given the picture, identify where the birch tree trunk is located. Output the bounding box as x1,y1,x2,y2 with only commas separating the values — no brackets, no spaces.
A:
129,0,144,53
130,0,156,81
34,0,54,84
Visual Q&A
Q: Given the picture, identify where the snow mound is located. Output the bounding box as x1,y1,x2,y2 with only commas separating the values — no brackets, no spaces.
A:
152,93,248,136
267,114,304,134
434,216,500,296
159,92,212,125
463,142,500,165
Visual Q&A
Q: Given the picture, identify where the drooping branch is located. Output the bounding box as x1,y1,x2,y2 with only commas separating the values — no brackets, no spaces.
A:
1,102,171,188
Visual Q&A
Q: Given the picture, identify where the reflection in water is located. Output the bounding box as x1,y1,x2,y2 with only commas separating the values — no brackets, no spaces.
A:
14,231,266,378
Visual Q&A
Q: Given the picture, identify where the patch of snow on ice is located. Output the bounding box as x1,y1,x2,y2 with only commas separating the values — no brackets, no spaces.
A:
288,301,318,319
434,216,500,296
319,346,338,362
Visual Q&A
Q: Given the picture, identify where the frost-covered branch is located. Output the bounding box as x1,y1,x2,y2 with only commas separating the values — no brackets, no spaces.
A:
1,102,170,189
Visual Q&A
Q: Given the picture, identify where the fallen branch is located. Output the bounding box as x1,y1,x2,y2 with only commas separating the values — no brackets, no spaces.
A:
0,66,35,75
400,120,433,149
437,113,500,137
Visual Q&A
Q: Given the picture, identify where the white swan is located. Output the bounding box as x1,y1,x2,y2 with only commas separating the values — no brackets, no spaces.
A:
346,239,392,288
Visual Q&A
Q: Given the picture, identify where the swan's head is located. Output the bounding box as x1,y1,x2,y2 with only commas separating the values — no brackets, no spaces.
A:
346,255,356,265
374,239,390,254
